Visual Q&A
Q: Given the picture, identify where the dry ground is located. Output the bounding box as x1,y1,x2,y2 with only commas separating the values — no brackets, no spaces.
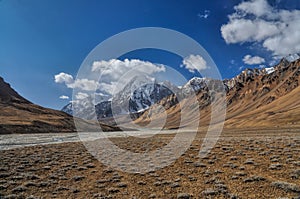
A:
0,128,299,199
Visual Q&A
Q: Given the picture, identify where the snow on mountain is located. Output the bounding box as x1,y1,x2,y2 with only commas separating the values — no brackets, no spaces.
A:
62,95,96,120
181,77,208,95
62,77,179,119
62,55,300,120
128,82,174,112
285,53,300,63
264,67,275,74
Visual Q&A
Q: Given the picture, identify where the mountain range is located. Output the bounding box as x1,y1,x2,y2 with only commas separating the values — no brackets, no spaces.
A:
62,55,300,130
0,54,299,134
135,56,300,129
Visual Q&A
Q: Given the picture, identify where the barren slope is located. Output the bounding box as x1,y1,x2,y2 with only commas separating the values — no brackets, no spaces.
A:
0,77,119,134
134,59,300,130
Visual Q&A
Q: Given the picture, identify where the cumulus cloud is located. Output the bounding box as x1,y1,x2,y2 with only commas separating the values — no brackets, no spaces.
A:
91,59,166,95
54,72,73,84
67,79,99,91
54,59,166,99
243,55,265,65
181,54,209,73
92,59,165,80
234,0,272,17
59,95,69,100
221,0,300,56
54,72,99,91
75,92,89,100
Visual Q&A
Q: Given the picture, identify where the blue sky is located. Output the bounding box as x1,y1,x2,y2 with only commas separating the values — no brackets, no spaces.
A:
0,0,299,110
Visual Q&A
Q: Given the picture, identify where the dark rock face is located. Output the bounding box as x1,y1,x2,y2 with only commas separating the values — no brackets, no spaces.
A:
0,77,30,104
63,83,178,120
128,83,175,113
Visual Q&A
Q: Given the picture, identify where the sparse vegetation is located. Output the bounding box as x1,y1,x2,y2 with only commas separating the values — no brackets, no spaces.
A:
0,130,299,198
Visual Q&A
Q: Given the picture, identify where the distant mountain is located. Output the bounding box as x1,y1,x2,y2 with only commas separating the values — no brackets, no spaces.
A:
62,55,300,129
0,77,119,134
134,56,300,129
62,79,180,120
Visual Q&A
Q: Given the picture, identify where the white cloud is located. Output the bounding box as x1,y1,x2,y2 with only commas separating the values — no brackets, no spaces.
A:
181,54,209,73
55,59,167,100
92,59,165,80
75,92,89,100
54,72,73,84
54,72,99,91
91,58,166,95
234,0,272,17
67,78,99,91
221,0,300,56
243,55,265,65
198,10,210,19
59,95,69,100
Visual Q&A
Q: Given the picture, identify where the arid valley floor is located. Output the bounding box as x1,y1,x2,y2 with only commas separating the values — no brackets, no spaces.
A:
1,128,299,199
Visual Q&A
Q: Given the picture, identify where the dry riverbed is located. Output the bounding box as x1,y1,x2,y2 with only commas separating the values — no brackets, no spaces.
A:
0,129,299,199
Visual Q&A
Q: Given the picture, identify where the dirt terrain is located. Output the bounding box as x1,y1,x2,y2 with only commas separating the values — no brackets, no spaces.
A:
0,128,299,199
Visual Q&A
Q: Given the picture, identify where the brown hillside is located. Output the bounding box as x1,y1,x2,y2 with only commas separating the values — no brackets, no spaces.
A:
0,77,119,134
